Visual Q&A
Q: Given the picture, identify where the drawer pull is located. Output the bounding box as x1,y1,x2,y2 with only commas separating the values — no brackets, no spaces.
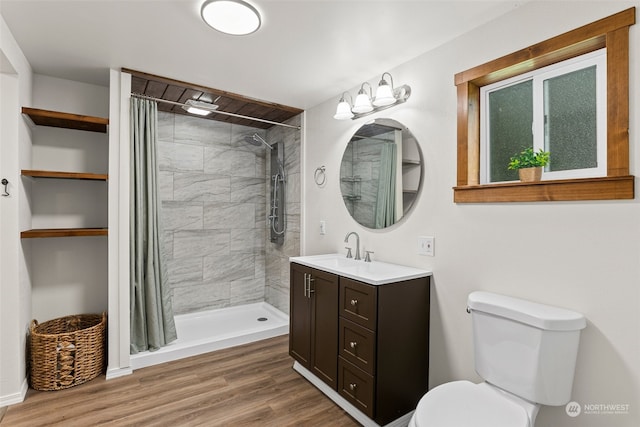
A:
350,299,358,307
349,341,357,349
349,383,357,391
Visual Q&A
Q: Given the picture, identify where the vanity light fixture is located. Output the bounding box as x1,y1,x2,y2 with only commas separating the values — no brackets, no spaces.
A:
333,92,354,120
333,72,411,120
182,99,219,116
373,72,397,107
352,82,374,114
201,0,262,36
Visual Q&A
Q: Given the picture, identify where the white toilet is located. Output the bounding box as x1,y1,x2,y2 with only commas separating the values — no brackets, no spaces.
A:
409,291,587,427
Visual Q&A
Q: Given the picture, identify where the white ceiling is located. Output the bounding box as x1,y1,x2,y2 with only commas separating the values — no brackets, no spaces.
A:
0,0,528,110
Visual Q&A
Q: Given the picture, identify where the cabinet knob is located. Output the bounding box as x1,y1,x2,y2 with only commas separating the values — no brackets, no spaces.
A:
349,341,357,349
349,383,357,391
350,299,358,307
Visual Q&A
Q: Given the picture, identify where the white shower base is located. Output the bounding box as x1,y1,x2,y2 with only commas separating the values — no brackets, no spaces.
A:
130,302,289,370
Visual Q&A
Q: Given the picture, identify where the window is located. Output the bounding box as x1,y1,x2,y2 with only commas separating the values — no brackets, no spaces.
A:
481,49,607,183
453,7,635,203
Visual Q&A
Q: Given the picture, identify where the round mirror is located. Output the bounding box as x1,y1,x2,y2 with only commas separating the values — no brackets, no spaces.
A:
340,118,423,229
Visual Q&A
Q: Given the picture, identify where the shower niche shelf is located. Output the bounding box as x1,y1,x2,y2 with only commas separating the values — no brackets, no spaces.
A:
21,107,109,239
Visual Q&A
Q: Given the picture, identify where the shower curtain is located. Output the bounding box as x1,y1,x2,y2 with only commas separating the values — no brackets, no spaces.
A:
130,98,177,353
374,143,397,229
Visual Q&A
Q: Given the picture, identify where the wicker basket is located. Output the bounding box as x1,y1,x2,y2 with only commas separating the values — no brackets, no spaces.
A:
29,313,106,391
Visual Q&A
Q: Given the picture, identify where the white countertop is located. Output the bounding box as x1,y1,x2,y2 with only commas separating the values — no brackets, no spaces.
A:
290,253,432,285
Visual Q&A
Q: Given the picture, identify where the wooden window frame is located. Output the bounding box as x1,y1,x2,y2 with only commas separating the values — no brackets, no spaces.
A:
453,7,635,203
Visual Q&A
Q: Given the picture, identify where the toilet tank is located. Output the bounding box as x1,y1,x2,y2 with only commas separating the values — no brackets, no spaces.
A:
467,291,586,406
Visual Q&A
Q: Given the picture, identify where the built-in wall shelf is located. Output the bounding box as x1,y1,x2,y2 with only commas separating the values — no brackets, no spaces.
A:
402,159,420,166
21,107,109,133
21,170,108,181
21,105,109,239
21,228,108,239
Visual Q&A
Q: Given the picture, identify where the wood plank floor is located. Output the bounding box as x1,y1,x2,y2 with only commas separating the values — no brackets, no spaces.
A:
0,335,360,426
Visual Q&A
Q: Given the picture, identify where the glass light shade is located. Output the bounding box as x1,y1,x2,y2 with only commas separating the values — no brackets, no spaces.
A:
352,92,373,114
334,100,354,120
373,82,397,107
201,0,261,36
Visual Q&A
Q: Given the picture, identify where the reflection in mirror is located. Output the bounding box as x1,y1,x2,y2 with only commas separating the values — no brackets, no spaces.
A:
340,118,422,229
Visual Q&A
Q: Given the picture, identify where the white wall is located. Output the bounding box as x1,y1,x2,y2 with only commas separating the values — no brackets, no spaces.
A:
303,3,639,427
0,14,32,406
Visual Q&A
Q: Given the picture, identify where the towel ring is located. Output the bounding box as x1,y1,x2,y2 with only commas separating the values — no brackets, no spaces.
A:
314,166,326,186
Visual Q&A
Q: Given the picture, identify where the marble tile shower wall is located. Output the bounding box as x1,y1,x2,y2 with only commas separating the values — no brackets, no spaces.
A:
264,115,301,315
157,112,270,315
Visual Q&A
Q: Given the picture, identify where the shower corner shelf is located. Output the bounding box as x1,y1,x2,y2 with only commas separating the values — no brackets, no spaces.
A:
340,176,362,182
21,107,109,133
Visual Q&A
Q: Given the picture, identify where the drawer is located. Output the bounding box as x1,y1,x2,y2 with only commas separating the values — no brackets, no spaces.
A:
340,278,377,330
338,357,375,418
339,317,376,375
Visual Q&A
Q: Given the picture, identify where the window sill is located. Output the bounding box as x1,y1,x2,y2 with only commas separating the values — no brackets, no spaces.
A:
453,175,634,203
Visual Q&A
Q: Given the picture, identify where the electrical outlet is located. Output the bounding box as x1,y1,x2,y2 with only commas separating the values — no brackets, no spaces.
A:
320,220,326,235
417,236,434,256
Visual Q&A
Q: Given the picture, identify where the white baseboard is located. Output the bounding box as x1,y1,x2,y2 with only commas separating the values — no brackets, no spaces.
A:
0,377,28,407
292,361,413,427
105,366,133,380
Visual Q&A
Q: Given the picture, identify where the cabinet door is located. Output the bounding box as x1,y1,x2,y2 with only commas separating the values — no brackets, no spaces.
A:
289,263,311,365
310,268,339,389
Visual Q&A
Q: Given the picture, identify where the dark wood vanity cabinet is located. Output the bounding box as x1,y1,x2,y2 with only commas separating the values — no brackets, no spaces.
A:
338,276,430,424
290,261,431,425
289,263,339,389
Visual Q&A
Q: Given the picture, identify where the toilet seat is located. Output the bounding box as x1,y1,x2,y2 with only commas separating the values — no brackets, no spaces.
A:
412,380,531,427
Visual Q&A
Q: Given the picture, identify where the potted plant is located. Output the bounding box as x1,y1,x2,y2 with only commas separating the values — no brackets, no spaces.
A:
507,147,550,182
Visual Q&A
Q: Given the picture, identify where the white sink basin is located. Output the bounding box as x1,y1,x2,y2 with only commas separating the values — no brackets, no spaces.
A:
290,253,432,285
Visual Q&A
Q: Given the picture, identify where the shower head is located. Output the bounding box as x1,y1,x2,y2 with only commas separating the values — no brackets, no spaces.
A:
244,133,273,150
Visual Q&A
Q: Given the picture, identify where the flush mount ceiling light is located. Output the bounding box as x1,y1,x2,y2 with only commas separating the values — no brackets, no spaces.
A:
334,72,411,120
181,99,219,116
201,0,262,36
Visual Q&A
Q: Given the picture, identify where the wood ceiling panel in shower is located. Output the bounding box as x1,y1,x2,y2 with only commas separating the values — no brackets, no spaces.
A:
125,68,303,129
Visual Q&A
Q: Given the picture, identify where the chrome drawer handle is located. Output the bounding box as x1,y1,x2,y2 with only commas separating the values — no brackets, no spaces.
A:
349,383,357,391
350,299,358,307
349,341,357,349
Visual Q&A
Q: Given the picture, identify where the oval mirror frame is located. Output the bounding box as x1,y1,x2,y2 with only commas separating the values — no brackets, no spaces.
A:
340,118,423,229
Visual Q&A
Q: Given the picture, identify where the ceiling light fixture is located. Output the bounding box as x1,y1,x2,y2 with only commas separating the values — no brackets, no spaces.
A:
182,99,219,116
201,0,262,36
334,72,411,120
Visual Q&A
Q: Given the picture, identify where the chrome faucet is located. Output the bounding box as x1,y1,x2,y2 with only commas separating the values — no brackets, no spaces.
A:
344,231,361,260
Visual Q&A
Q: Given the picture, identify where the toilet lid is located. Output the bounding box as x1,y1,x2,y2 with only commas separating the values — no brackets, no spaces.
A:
414,381,530,427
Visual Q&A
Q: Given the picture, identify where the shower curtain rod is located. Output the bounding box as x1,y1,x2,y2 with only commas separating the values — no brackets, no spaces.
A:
130,93,301,130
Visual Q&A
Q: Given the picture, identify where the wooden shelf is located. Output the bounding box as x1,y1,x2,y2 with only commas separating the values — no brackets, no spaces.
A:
22,107,108,133
21,228,108,238
22,170,108,181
